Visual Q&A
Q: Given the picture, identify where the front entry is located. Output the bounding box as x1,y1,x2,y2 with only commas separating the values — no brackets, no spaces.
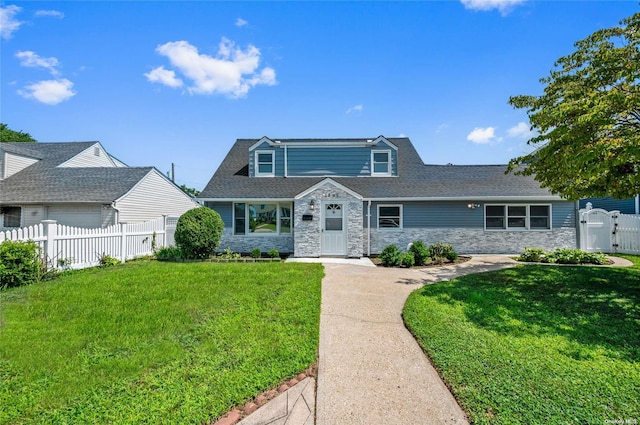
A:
321,202,347,256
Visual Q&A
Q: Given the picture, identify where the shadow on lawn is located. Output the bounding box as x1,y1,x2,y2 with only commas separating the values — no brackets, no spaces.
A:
417,265,640,361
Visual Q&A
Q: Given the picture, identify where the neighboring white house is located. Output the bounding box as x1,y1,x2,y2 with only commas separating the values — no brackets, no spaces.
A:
0,141,199,229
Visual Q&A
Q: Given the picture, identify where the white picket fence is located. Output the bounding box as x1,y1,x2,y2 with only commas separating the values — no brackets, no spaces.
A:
579,208,640,255
0,216,179,270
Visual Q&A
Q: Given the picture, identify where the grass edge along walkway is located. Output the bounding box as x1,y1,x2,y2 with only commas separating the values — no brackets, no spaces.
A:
0,261,323,425
404,255,640,425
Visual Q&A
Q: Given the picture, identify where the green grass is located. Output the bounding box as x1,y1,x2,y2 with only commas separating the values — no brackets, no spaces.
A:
404,255,640,424
0,260,323,424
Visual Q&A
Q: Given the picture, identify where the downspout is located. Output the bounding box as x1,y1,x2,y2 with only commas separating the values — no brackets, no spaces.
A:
636,194,639,215
284,144,288,177
367,199,371,256
111,201,120,226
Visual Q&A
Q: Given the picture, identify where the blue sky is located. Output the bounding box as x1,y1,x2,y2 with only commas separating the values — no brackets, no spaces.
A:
1,1,638,191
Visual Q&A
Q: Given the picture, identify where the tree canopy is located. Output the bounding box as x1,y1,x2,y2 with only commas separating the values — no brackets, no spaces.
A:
0,123,37,143
508,12,639,200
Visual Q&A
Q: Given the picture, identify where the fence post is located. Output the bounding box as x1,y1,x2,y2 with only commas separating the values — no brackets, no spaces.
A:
120,222,127,264
42,220,57,268
162,214,168,248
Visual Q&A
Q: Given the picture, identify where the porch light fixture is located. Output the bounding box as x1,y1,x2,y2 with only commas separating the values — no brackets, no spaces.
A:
468,203,481,209
309,200,315,211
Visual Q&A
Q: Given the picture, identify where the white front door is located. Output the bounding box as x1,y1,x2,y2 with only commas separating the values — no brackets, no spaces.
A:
321,202,347,256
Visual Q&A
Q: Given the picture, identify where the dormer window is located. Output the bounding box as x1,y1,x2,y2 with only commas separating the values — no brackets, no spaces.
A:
371,150,391,176
255,151,275,177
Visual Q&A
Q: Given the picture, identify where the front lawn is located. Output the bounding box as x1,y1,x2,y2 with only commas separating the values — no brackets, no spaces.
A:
404,255,640,424
0,261,323,424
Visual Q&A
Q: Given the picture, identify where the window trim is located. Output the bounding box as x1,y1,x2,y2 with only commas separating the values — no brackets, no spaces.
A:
233,201,292,236
371,150,392,176
255,150,275,177
484,204,552,231
377,204,403,230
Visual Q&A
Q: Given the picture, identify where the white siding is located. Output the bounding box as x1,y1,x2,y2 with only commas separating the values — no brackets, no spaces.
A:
23,205,45,227
58,143,116,168
115,170,199,222
4,152,39,178
47,204,102,228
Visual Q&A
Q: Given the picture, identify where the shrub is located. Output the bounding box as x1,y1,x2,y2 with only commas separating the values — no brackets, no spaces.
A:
446,251,459,262
581,251,608,265
517,247,547,262
98,254,120,267
250,247,261,259
0,240,43,289
174,207,224,259
218,248,240,260
401,252,415,268
409,241,430,266
267,248,280,259
429,242,456,264
380,244,402,267
155,246,182,261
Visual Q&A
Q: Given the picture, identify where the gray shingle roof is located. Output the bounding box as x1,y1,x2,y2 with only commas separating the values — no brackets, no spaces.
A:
199,137,559,200
0,142,153,204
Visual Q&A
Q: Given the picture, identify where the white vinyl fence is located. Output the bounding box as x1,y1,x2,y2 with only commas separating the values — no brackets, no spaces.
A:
579,207,640,255
0,216,179,270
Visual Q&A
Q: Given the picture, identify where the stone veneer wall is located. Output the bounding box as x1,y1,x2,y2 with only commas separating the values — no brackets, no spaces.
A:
294,184,363,257
217,228,294,254
369,228,577,255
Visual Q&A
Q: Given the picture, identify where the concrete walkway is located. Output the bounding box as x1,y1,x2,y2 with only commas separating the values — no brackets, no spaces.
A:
227,254,634,425
316,255,518,425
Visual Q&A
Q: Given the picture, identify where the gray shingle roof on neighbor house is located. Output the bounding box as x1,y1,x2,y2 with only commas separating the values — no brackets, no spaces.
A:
199,137,559,200
0,142,154,204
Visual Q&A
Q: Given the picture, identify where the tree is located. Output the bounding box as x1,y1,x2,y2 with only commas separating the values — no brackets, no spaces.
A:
0,123,37,143
507,12,639,200
179,184,200,197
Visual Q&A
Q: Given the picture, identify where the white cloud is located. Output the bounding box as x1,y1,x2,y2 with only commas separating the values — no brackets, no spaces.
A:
18,79,76,105
151,38,276,98
467,126,496,144
15,51,60,76
346,104,363,114
460,0,526,15
35,10,64,18
235,18,248,27
398,133,407,138
1,5,23,39
144,66,183,88
435,123,449,134
507,121,533,139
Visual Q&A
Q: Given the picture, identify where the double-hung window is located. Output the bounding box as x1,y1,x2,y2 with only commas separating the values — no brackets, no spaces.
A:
233,202,292,235
255,151,275,177
378,205,402,229
485,204,551,230
371,150,391,176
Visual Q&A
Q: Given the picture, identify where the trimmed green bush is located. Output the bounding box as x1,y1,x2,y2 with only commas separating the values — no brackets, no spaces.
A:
401,252,415,268
267,248,280,259
409,241,430,266
174,207,224,259
445,250,458,262
380,244,402,267
0,240,43,289
250,247,261,259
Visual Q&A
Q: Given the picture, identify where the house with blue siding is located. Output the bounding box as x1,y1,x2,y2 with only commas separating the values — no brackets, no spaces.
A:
198,136,578,257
